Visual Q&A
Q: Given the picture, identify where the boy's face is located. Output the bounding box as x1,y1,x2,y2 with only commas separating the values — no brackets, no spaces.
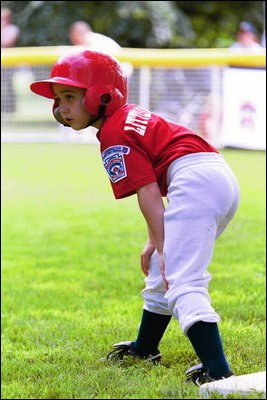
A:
52,84,93,130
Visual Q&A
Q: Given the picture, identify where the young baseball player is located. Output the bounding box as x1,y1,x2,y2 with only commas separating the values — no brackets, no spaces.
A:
30,50,240,387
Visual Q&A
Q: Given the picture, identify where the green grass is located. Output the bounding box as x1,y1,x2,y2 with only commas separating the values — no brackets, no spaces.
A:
1,144,266,399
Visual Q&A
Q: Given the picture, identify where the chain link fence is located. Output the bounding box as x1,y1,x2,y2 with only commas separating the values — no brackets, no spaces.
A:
1,63,221,145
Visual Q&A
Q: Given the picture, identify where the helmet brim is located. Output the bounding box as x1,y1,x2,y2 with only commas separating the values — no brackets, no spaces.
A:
30,77,86,99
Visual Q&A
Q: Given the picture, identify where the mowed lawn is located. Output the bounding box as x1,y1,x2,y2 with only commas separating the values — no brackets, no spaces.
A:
1,144,266,399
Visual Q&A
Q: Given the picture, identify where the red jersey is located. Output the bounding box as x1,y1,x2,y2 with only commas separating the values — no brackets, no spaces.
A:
97,104,219,199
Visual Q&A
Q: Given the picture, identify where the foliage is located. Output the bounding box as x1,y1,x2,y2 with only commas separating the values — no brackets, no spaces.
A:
1,0,265,48
174,1,265,47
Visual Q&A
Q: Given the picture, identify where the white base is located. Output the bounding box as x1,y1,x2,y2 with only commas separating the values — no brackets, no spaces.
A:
199,371,266,398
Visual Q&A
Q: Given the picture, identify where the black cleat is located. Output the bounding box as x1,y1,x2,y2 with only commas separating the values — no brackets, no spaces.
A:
103,341,162,363
185,363,234,386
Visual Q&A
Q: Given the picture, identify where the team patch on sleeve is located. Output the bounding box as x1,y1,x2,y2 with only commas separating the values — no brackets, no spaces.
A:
101,145,130,183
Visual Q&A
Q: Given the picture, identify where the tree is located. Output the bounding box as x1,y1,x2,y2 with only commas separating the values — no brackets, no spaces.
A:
1,0,264,48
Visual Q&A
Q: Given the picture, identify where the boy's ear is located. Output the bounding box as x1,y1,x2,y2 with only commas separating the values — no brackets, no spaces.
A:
53,103,71,127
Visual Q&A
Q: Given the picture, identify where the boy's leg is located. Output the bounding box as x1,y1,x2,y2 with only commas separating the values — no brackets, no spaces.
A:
104,251,172,361
133,250,172,355
164,212,232,378
187,321,231,378
132,309,172,355
163,154,240,378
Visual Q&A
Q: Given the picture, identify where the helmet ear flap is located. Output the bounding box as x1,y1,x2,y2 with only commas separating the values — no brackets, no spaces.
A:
84,86,124,116
53,101,71,126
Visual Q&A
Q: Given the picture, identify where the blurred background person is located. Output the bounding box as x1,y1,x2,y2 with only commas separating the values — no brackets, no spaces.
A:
229,21,263,49
68,20,121,55
1,7,20,47
261,29,266,47
1,7,20,113
68,20,133,80
61,20,132,139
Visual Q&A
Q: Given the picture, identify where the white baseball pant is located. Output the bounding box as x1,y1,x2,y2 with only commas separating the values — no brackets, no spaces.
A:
141,152,240,335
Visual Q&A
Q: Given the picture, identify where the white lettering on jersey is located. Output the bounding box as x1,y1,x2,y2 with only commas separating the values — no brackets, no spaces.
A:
124,106,151,136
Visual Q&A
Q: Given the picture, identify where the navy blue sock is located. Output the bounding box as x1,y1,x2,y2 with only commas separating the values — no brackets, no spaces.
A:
132,309,172,356
187,321,231,379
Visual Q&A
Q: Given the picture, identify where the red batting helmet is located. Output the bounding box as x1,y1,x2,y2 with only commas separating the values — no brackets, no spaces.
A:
30,50,128,125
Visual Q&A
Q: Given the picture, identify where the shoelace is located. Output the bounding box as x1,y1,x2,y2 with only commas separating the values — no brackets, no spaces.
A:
186,368,234,386
106,345,161,363
194,372,215,386
106,345,134,360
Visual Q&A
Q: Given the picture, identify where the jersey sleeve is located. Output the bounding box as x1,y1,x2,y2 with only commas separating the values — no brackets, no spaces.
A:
101,143,157,199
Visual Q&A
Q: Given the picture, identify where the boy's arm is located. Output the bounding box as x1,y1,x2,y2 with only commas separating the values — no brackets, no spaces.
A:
136,182,168,289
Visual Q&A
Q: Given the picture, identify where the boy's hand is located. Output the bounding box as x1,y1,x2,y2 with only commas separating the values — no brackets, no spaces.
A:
140,244,169,291
137,182,168,288
158,252,169,291
140,241,155,276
